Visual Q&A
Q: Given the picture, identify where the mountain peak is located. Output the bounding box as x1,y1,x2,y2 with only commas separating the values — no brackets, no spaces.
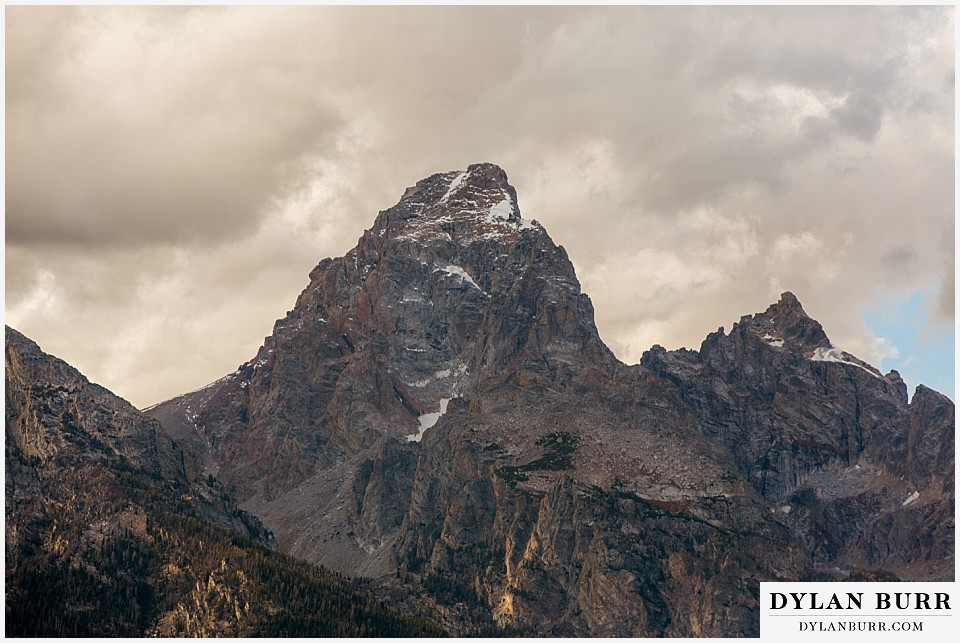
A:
774,290,804,311
375,164,540,244
695,291,831,361
464,161,512,185
401,162,511,198
139,159,953,635
755,291,830,349
161,162,611,500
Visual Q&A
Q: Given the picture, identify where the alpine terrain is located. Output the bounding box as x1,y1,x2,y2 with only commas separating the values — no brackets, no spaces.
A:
149,164,954,636
4,327,445,637
16,163,951,637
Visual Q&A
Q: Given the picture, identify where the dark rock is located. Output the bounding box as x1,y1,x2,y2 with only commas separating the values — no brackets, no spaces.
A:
885,369,909,405
5,326,443,637
147,164,954,635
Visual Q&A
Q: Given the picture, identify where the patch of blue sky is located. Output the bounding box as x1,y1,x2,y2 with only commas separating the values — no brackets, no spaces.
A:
864,287,955,402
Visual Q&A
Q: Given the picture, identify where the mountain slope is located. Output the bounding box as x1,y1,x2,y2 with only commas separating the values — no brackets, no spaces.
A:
641,293,954,581
148,163,954,636
4,327,444,637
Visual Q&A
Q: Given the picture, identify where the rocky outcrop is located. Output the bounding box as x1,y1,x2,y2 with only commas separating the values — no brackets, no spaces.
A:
640,293,955,581
6,327,185,483
5,327,264,568
149,164,954,636
5,327,442,637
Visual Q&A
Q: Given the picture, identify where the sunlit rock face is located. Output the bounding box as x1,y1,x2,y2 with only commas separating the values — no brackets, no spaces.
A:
149,164,954,636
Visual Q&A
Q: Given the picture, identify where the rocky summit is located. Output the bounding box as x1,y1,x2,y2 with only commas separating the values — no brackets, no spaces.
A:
142,163,952,636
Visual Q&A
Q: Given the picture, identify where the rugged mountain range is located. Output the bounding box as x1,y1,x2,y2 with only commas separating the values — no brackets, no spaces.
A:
4,327,444,637
146,163,954,636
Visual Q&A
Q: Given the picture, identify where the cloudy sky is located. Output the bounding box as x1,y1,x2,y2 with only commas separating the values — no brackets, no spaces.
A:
6,5,955,408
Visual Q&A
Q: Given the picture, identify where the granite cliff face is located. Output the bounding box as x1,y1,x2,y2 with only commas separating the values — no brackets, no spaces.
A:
149,164,954,636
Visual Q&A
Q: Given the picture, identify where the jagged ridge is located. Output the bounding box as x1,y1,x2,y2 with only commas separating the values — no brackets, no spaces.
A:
145,164,954,636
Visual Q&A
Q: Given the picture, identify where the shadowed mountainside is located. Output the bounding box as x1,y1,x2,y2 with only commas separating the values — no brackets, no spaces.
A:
140,163,954,635
4,327,445,637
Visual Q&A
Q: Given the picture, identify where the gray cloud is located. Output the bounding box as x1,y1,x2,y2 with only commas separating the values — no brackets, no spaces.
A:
6,5,954,407
6,6,345,248
832,92,885,142
881,246,920,272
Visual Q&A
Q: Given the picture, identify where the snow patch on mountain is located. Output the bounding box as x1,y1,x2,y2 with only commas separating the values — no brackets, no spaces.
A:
436,265,485,293
517,217,537,231
406,397,451,442
811,346,881,379
762,333,785,348
487,198,514,222
440,170,469,203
